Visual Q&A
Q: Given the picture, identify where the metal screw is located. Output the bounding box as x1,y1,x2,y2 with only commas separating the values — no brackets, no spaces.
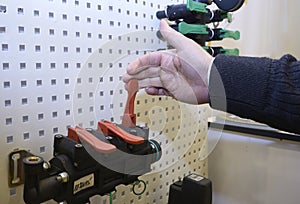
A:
55,134,63,139
130,129,137,133
106,136,113,140
43,161,51,170
150,143,155,150
57,172,69,183
178,176,182,182
129,129,137,135
75,144,83,148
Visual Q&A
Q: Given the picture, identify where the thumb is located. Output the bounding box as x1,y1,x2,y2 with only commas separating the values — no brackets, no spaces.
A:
160,19,192,50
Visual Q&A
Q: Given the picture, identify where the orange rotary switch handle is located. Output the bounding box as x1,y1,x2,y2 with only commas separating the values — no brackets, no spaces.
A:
98,120,144,145
67,127,80,142
122,79,139,128
75,126,116,153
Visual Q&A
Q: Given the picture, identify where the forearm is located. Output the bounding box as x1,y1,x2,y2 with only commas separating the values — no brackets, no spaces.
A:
209,54,300,134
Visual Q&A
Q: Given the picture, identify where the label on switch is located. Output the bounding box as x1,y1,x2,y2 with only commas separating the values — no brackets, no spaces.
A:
73,173,95,194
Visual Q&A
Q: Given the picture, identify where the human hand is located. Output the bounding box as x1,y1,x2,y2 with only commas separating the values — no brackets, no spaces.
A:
122,20,213,104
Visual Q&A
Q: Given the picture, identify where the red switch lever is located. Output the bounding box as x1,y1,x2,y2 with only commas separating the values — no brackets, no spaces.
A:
75,126,116,153
122,79,139,127
68,127,80,143
98,120,144,145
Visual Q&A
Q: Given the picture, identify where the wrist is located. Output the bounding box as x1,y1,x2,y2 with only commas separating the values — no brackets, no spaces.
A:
207,57,215,86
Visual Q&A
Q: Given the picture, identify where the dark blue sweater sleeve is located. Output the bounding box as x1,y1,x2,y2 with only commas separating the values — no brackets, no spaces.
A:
209,54,300,134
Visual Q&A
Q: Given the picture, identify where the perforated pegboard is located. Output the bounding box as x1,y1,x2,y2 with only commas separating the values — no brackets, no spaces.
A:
0,0,211,203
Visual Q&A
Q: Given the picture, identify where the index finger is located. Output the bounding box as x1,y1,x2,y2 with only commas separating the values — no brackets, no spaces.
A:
127,51,163,75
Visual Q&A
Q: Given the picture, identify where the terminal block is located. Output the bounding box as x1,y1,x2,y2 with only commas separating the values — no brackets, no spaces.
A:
156,0,244,56
203,46,239,56
171,22,240,46
156,0,233,24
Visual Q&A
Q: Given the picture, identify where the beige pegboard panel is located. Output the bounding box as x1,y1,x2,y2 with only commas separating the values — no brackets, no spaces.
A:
0,0,212,203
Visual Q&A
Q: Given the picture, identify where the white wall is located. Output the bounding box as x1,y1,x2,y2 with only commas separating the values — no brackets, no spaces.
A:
208,129,300,204
217,0,300,58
